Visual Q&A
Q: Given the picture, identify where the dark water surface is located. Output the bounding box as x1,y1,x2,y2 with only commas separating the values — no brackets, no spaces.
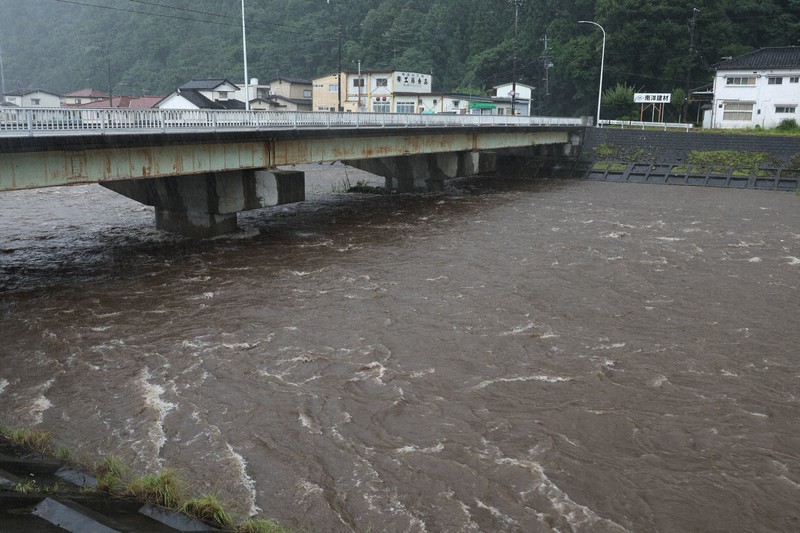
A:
1,168,798,532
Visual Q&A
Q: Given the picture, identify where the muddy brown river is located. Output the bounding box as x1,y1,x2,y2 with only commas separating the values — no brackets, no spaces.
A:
1,166,798,532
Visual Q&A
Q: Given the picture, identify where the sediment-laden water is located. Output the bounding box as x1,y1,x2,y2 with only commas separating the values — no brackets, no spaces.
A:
1,166,798,532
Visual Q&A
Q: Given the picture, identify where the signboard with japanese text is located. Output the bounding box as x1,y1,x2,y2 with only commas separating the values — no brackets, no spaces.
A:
394,72,432,94
634,93,671,104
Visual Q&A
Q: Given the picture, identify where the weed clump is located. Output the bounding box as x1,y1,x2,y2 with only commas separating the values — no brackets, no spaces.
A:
128,469,185,509
183,494,235,529
96,456,129,493
237,519,292,533
3,428,53,455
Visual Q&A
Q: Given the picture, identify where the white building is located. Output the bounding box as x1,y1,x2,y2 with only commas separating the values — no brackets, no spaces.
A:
709,47,800,129
312,70,432,113
2,88,61,107
156,79,245,110
493,83,534,116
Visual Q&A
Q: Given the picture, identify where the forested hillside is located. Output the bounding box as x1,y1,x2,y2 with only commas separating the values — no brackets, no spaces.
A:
1,0,798,118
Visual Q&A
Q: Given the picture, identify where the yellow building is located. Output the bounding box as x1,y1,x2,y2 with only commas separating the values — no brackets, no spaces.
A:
312,70,432,113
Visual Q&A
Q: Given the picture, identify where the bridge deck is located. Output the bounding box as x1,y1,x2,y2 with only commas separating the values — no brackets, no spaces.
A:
0,109,585,192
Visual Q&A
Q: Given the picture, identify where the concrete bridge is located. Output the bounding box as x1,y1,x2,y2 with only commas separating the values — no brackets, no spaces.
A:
0,108,587,236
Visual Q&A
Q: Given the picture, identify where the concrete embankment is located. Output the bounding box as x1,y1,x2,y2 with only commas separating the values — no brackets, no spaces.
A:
575,128,800,191
0,436,221,532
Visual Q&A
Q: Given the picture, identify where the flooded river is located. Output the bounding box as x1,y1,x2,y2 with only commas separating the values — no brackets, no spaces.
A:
1,166,798,532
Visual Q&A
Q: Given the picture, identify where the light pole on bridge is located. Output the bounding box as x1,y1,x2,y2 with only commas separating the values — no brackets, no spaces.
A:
509,0,524,116
241,0,250,111
578,20,606,127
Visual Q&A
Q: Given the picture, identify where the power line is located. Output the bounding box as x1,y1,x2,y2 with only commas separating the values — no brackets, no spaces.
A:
52,0,234,26
122,0,315,34
51,0,334,39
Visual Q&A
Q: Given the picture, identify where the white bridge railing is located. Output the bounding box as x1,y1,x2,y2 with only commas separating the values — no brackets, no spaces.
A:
599,119,693,131
0,107,588,137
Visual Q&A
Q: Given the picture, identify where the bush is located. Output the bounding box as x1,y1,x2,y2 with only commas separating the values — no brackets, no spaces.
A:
775,119,799,132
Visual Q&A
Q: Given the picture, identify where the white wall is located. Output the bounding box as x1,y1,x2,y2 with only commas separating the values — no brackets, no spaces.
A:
712,69,800,129
5,91,61,107
156,94,198,110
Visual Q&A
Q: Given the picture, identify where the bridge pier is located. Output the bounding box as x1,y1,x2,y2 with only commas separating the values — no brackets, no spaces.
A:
345,151,496,193
495,143,580,179
101,169,304,237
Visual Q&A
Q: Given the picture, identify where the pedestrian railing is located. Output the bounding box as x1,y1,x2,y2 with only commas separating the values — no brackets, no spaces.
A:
0,107,588,137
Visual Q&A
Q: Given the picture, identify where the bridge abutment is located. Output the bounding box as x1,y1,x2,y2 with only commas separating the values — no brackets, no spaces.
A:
101,169,304,237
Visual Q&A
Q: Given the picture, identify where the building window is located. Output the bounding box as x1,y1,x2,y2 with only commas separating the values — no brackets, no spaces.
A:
790,77,799,83
303,89,312,98
722,101,754,120
328,84,338,92
31,98,41,105
217,91,230,100
726,77,756,86
352,78,365,88
775,106,797,113
396,101,415,113
373,103,390,113
497,108,505,115
768,77,783,85
376,78,388,87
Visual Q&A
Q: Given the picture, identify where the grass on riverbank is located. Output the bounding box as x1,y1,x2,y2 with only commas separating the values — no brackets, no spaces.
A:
0,426,293,533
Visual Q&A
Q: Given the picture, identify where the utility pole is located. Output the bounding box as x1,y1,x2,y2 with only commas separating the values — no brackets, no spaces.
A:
685,7,699,123
106,53,113,107
0,41,6,97
539,34,554,115
337,28,343,111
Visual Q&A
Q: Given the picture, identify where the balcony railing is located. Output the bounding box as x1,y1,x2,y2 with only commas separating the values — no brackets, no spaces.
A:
0,107,588,137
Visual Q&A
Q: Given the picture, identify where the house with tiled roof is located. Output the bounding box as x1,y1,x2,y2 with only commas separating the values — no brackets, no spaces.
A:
2,88,61,107
266,77,313,101
75,95,162,109
62,88,109,106
709,47,800,129
231,77,313,111
156,79,246,110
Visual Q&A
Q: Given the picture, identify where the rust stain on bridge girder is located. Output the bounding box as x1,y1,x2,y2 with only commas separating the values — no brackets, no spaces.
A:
0,130,570,191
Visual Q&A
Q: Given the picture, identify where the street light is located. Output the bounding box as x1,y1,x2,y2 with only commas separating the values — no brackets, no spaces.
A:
579,20,605,127
241,0,250,111
510,0,524,115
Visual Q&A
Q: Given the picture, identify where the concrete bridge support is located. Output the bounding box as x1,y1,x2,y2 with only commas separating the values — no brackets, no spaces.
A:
101,169,304,237
345,151,496,192
495,143,580,179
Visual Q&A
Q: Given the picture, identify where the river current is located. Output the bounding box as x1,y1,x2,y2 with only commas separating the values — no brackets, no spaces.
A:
1,166,798,533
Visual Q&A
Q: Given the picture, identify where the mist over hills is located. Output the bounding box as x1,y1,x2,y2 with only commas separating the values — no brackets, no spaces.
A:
1,0,798,117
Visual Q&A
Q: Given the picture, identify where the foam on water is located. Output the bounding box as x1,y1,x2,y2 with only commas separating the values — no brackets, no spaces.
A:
395,442,444,455
473,375,573,389
136,367,177,466
496,456,631,532
225,443,261,517
29,394,53,425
